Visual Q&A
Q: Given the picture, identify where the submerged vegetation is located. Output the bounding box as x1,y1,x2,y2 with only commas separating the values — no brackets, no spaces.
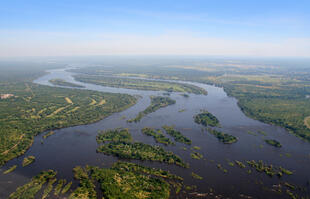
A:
265,139,282,148
142,127,175,145
194,111,220,127
96,129,187,167
207,128,238,144
163,125,192,145
49,78,84,88
128,96,175,122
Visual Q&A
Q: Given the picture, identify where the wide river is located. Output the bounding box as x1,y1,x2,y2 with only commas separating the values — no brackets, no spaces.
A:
0,67,310,199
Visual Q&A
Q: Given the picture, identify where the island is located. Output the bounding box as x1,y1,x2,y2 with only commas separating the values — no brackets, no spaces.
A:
142,127,175,145
128,96,176,123
49,78,84,88
194,111,220,127
162,126,192,145
96,129,187,167
207,128,237,144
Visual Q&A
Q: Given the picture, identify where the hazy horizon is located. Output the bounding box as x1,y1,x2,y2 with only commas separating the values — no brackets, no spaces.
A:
0,0,309,57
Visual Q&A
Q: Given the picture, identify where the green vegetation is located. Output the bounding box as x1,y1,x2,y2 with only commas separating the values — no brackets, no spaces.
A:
0,81,136,166
247,160,293,177
216,164,228,173
192,146,201,150
3,165,17,174
96,129,187,167
49,78,84,88
190,152,203,160
74,74,207,94
70,166,96,199
235,160,246,168
181,93,189,98
128,96,176,122
265,139,282,148
61,181,72,194
162,125,191,145
41,178,57,199
22,155,35,167
54,179,66,196
142,127,175,145
8,162,184,199
191,172,203,180
194,111,220,127
258,130,267,136
9,170,57,199
207,128,238,144
72,63,310,142
70,162,183,199
96,128,132,143
42,131,54,139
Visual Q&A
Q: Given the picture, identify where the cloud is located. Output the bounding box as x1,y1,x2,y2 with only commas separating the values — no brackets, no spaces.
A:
0,31,309,57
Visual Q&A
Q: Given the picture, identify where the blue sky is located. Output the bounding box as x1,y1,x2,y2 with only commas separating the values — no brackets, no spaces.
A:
0,0,309,57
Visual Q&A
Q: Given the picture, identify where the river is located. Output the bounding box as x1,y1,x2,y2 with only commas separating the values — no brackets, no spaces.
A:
0,67,309,199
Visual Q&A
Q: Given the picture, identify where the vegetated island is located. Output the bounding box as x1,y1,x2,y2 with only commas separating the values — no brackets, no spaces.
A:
0,82,137,166
49,78,84,88
246,160,293,177
74,74,207,94
9,162,183,199
265,139,282,148
207,128,237,144
128,96,176,123
194,111,220,127
3,165,17,174
163,125,192,145
142,127,175,145
22,155,35,167
96,129,188,167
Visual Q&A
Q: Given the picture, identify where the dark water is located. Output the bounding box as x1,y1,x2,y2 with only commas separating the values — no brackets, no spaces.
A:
0,67,310,199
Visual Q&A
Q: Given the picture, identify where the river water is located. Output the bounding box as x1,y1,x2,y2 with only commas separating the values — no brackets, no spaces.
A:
0,67,309,199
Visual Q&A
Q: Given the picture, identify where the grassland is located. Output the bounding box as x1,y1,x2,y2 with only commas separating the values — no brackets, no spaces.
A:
162,126,192,145
194,111,220,127
96,129,187,167
128,96,176,122
0,82,137,166
49,78,84,88
74,74,207,94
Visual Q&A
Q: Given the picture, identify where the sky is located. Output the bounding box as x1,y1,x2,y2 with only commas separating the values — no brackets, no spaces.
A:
0,0,309,57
